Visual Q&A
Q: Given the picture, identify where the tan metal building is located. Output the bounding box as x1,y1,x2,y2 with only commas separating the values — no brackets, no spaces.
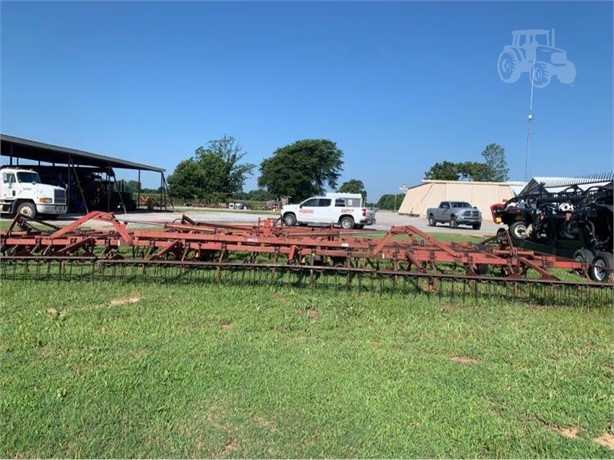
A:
398,180,525,218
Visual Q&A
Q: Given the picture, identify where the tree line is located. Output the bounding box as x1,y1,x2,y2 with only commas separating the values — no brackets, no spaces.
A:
424,144,509,182
166,136,509,208
167,136,356,204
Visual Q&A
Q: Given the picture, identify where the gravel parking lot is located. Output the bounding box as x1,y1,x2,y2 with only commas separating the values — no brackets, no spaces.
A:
3,208,503,236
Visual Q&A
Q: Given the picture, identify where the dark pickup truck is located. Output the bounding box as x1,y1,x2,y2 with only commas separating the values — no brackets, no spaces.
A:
426,201,482,230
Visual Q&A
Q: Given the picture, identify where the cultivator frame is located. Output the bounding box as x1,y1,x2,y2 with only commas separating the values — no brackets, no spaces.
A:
1,212,612,305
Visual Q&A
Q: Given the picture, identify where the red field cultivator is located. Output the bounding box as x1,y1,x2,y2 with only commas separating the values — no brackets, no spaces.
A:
1,211,612,306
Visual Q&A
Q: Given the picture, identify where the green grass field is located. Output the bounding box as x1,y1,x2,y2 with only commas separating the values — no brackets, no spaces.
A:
1,279,612,458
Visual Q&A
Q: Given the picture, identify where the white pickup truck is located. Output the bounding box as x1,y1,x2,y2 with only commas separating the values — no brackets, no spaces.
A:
281,193,376,229
0,167,67,219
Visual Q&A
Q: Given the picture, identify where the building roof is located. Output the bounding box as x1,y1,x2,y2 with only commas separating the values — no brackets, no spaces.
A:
0,134,165,173
411,179,526,188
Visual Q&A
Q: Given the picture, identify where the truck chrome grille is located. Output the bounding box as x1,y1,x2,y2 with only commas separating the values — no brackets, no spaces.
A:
54,189,66,205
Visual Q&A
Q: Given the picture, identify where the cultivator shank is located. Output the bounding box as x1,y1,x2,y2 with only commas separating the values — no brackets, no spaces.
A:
1,212,612,305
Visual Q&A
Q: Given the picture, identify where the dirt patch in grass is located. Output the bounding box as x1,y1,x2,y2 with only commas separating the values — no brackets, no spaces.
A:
551,425,580,439
110,296,141,306
47,308,61,318
441,303,464,312
221,322,234,330
299,308,321,320
254,415,277,432
593,430,614,450
449,355,480,365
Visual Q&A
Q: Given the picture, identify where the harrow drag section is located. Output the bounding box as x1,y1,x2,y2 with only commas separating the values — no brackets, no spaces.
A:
1,211,612,306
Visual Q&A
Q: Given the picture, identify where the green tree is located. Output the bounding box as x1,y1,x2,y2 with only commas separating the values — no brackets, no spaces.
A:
338,179,367,201
195,135,255,194
424,155,507,182
481,143,509,182
247,188,275,201
233,188,276,201
376,193,406,211
168,135,255,200
167,159,206,200
458,161,494,181
258,139,344,202
118,180,141,193
424,161,461,180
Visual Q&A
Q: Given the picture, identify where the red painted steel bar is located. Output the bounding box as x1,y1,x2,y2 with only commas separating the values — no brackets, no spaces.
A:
1,211,610,285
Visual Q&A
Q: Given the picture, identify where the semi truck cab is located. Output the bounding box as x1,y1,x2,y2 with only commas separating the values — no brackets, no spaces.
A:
0,167,67,219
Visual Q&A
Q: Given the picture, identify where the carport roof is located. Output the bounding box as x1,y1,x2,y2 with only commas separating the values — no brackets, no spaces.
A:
0,134,165,173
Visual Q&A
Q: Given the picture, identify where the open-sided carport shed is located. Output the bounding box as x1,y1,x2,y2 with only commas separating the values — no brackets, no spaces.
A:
0,134,169,213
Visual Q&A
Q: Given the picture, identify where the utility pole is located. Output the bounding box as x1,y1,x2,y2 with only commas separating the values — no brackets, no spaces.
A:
525,59,536,182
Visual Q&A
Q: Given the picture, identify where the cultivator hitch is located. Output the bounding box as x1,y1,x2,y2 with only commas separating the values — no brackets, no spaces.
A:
1,212,612,305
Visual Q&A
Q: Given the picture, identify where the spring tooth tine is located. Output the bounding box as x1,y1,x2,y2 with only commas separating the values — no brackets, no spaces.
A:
0,213,611,306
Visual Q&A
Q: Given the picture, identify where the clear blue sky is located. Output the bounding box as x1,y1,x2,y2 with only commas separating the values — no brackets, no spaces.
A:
1,1,612,201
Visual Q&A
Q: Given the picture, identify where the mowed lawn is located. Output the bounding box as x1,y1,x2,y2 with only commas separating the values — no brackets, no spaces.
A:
1,280,612,458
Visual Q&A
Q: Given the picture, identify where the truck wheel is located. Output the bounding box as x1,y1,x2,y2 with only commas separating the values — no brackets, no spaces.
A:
283,213,297,226
449,216,458,228
16,202,37,219
428,215,436,226
573,249,594,277
588,252,614,283
472,223,482,230
509,221,529,240
339,216,354,229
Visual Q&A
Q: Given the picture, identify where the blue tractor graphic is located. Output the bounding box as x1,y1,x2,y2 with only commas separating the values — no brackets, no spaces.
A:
498,29,576,88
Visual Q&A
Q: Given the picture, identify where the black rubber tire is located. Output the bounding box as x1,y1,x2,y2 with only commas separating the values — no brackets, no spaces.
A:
449,216,457,228
339,216,354,230
428,215,436,227
573,249,594,277
16,202,37,219
283,213,297,226
472,223,482,230
588,252,614,283
509,221,529,240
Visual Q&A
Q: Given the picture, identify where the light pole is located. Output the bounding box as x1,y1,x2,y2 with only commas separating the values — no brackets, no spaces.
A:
395,185,408,212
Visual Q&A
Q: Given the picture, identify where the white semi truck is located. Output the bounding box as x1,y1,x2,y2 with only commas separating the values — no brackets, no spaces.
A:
0,167,67,219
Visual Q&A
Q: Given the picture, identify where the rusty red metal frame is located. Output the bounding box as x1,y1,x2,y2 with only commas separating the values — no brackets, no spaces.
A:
0,211,609,286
